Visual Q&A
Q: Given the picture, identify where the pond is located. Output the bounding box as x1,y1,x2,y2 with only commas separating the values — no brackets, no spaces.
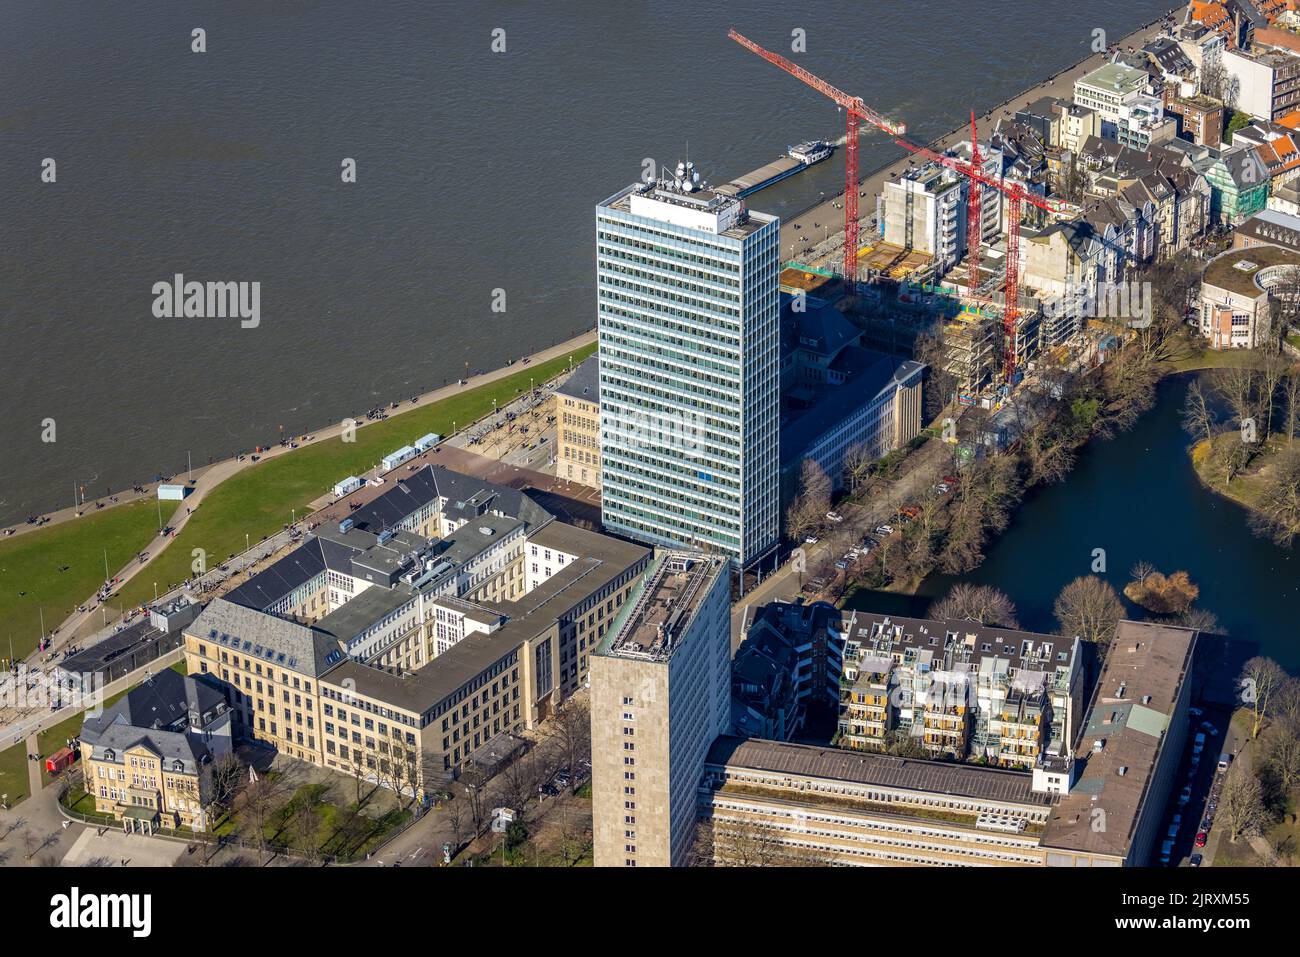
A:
846,373,1300,670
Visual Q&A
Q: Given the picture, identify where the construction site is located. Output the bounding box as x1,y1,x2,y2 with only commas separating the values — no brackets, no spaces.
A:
728,29,1089,414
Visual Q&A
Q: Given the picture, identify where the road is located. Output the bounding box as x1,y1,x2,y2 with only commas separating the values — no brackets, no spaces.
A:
731,435,951,648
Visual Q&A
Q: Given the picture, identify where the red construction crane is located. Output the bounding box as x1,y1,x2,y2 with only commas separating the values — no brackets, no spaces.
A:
727,29,905,285
729,29,1071,380
966,111,983,302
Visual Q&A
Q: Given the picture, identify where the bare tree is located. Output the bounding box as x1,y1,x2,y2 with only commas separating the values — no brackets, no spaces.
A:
1273,677,1300,739
1129,560,1157,586
1267,730,1300,795
843,443,875,495
205,752,244,813
1219,765,1267,844
549,696,591,795
1242,656,1288,740
1053,576,1124,645
785,458,833,542
1249,447,1300,548
706,816,787,867
460,766,490,838
929,583,1020,628
241,773,286,851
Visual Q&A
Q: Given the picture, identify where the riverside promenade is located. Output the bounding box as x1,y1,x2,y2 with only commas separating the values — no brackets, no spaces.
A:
14,329,597,667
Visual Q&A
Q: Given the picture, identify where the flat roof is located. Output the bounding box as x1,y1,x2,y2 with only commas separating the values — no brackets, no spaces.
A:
1040,621,1197,860
601,552,725,661
1077,62,1148,95
707,735,1053,807
1202,245,1300,297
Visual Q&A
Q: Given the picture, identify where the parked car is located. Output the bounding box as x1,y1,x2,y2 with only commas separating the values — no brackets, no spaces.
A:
874,524,894,536
1188,706,1204,717
1160,839,1174,865
804,535,820,545
1196,831,1207,848
1189,854,1203,867
826,511,844,523
834,560,849,571
1192,732,1206,755
1178,786,1192,806
1217,755,1232,772
1200,721,1218,735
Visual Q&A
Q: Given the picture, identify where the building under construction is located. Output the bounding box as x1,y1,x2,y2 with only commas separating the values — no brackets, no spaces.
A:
942,305,999,399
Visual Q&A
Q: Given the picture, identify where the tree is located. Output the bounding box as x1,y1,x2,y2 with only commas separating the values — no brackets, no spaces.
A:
549,696,591,796
929,583,1020,628
241,773,286,851
843,442,876,494
1242,656,1287,740
786,458,833,542
1053,576,1124,645
1249,446,1300,548
460,765,490,838
1174,606,1224,635
1123,570,1199,615
205,751,243,813
1129,560,1157,586
705,816,788,866
1219,766,1267,843
1266,731,1300,795
1181,379,1217,445
1273,677,1300,739
1225,109,1251,144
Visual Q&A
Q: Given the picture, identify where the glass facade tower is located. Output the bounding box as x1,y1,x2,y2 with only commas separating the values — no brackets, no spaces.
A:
596,174,780,569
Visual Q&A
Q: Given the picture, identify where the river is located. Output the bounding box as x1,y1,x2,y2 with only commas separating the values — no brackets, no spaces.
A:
0,0,1175,523
847,374,1300,671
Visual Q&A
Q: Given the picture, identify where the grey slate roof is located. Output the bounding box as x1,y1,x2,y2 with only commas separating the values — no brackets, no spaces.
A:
555,355,599,404
189,597,344,677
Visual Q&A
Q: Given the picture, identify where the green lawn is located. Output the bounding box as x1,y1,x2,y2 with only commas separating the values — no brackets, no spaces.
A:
113,345,593,610
0,498,180,663
0,742,31,808
1162,348,1267,374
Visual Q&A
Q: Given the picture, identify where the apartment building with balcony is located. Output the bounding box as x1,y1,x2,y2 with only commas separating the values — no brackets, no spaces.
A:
882,162,967,271
835,612,1084,771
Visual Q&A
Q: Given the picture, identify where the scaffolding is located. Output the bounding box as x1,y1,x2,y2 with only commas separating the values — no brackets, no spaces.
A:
942,306,998,399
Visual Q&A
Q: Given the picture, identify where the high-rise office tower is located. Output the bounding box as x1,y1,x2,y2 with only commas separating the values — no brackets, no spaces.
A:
597,163,781,570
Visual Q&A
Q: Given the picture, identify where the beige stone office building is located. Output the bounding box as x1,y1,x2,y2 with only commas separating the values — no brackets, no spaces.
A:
591,552,731,867
554,355,601,490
